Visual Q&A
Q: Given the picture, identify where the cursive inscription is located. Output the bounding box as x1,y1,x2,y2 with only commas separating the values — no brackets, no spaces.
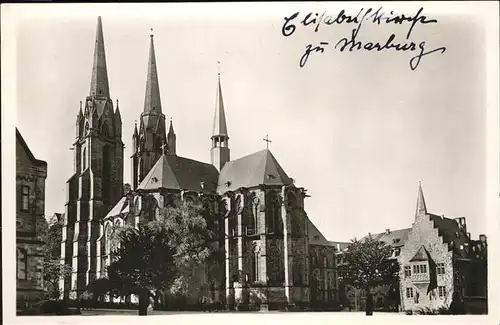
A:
282,7,447,71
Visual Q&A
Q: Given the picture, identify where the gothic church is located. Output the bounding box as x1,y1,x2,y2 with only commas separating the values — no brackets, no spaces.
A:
60,17,343,310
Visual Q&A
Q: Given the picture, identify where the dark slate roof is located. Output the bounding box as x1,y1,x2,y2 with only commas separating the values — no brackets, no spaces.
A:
16,128,47,167
217,149,293,194
364,228,411,248
428,214,470,252
106,196,129,218
409,245,431,262
138,154,219,193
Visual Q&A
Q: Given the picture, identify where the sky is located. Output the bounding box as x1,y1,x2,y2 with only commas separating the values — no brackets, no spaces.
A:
12,3,491,242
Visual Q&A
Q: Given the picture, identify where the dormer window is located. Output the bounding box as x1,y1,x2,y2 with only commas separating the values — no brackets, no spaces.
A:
151,177,158,183
225,181,231,187
267,174,275,180
393,238,401,244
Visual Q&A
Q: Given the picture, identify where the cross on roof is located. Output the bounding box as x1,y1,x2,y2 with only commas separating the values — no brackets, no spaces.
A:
161,141,168,154
217,60,221,75
263,134,272,149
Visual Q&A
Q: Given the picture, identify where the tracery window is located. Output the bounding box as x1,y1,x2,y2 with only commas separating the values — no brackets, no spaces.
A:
266,193,283,234
251,245,260,282
267,242,285,284
247,195,259,236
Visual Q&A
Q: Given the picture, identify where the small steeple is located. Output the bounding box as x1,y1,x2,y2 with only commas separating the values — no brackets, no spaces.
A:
89,16,110,98
212,71,228,138
167,118,176,156
133,120,138,137
168,118,175,135
210,66,230,172
143,29,162,114
77,101,83,120
415,181,427,218
114,99,121,119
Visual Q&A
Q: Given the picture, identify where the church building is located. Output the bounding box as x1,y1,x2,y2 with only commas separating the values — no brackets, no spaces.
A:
60,17,343,310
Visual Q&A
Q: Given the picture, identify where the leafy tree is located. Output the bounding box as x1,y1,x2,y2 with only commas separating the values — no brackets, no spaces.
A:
107,224,177,315
105,200,220,315
338,236,400,315
39,214,72,300
43,260,73,299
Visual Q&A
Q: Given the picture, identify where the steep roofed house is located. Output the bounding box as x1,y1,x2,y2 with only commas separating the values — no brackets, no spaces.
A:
16,128,48,310
343,183,488,313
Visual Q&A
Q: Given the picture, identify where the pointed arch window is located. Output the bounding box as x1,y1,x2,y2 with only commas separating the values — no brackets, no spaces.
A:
82,147,87,171
85,122,90,135
251,246,260,282
266,193,282,234
247,196,259,236
101,122,109,138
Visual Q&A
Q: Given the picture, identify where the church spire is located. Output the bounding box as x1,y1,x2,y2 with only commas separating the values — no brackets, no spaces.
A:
210,67,230,172
167,118,176,156
89,16,110,98
415,181,427,218
143,31,162,114
212,72,228,137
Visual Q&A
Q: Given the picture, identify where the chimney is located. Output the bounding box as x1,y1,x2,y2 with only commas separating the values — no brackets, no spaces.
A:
385,229,390,235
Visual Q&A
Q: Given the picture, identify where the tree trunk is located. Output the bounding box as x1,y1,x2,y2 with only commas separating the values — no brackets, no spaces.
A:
138,290,149,316
365,288,373,316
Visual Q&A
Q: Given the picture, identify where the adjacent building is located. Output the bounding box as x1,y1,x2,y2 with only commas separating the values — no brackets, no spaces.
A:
16,128,48,308
338,183,488,314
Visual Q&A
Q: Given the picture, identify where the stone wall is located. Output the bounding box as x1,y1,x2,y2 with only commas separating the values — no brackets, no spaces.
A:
399,214,455,312
16,130,48,305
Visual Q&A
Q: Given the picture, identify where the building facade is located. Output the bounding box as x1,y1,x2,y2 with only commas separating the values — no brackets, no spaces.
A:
16,128,48,308
60,17,343,310
338,184,488,314
60,16,124,298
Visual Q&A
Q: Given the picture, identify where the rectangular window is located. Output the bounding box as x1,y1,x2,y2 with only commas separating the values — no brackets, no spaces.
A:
21,185,30,212
404,265,412,277
438,286,446,297
437,263,445,275
412,264,428,274
17,249,28,279
406,287,413,298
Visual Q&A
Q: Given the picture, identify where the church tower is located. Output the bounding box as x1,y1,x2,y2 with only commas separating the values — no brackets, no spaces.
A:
210,72,230,172
131,32,167,190
60,16,124,297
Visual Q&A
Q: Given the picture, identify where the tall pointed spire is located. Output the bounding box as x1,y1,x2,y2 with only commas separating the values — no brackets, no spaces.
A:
415,181,427,218
212,72,228,137
143,30,162,114
168,118,175,135
89,16,110,98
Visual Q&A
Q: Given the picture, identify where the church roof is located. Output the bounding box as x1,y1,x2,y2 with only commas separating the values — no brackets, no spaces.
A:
105,196,129,218
138,154,219,193
217,149,293,194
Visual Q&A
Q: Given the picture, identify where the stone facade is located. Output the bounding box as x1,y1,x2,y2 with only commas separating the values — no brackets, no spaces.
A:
16,128,47,307
339,184,488,313
60,17,124,298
